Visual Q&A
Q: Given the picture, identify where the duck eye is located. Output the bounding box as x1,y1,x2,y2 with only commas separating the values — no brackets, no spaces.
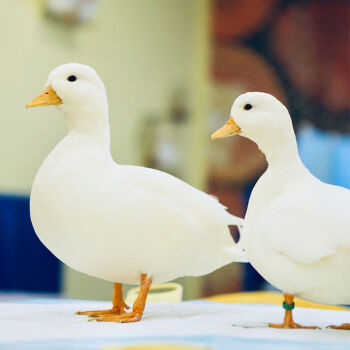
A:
67,75,77,82
244,103,252,110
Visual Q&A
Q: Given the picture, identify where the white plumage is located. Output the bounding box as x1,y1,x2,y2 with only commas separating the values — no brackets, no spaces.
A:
244,164,350,305
212,92,350,328
28,63,246,287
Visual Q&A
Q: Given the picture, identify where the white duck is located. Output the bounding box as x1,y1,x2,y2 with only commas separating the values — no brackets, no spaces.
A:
212,92,350,330
26,63,246,323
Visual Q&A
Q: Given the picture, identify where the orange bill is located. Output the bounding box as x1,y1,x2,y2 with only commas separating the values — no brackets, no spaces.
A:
26,85,62,108
211,115,241,139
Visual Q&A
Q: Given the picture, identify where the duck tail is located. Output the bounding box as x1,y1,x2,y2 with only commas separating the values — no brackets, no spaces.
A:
225,213,247,262
225,243,248,263
227,213,244,228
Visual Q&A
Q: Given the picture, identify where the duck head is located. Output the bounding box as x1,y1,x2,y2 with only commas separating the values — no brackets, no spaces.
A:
213,92,297,153
26,63,109,133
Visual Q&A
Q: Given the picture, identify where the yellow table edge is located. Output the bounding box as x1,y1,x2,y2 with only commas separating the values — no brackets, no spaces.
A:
204,291,349,311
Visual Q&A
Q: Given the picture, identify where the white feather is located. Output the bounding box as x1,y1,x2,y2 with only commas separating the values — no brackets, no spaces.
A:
230,92,350,305
30,64,247,286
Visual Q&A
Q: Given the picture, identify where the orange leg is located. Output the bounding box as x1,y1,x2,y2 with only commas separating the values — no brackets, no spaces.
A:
269,293,319,329
327,323,350,330
76,283,129,317
93,274,152,323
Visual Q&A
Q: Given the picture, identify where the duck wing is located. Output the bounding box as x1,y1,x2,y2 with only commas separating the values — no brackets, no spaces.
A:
117,165,247,262
120,165,244,226
263,181,350,265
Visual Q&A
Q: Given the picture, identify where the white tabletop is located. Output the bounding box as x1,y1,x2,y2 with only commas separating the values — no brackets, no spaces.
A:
1,299,349,349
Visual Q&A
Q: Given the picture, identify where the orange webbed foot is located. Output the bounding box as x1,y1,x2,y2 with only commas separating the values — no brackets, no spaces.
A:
327,323,350,330
76,304,129,317
269,321,319,329
91,274,152,323
76,282,129,317
269,293,319,329
92,311,142,323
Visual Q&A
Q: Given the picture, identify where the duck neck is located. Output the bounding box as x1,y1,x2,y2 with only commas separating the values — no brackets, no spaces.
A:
255,126,305,175
63,104,111,150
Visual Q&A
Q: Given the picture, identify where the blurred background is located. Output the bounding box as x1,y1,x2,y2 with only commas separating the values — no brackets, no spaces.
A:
0,0,349,301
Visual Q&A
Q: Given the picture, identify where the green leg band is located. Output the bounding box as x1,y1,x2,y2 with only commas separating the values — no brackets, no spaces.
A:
283,301,295,310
